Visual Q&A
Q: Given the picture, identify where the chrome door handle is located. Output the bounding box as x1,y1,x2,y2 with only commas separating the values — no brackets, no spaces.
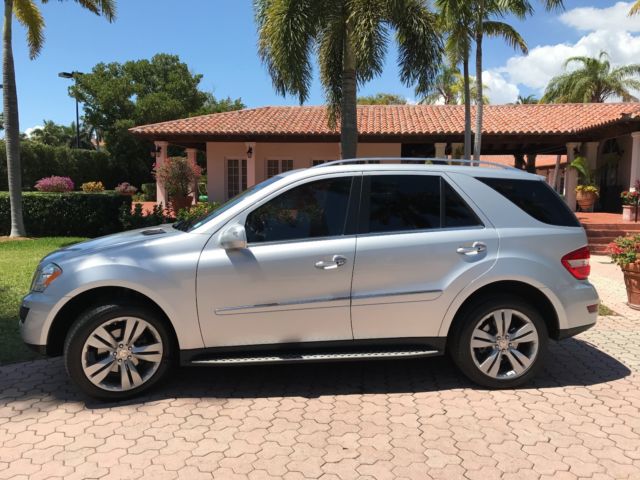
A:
315,255,347,270
456,241,487,256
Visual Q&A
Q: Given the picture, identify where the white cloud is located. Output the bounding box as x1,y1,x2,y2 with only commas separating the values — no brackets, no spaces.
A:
559,2,640,33
482,70,519,104
487,1,640,103
24,125,43,137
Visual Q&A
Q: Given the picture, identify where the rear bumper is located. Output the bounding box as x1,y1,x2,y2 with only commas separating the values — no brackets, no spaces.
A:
545,280,599,339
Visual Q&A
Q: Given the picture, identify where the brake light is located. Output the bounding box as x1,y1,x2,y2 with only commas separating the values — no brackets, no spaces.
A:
562,246,591,280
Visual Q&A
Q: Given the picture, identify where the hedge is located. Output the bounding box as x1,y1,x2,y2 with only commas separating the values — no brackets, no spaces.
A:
0,192,132,237
0,141,152,191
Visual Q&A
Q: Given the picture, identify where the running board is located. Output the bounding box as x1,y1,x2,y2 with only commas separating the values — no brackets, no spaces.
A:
190,349,441,366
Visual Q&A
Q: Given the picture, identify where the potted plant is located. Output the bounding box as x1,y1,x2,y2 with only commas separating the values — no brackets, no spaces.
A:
607,234,640,309
620,180,640,222
154,156,202,213
570,156,599,212
115,182,138,196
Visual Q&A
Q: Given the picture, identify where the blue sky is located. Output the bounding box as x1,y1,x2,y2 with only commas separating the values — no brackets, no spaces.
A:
0,0,635,132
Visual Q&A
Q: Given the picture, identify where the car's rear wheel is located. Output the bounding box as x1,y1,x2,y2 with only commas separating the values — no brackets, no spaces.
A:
64,304,173,400
450,297,548,388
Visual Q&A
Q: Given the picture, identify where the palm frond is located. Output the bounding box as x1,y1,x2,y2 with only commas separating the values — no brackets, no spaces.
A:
14,0,45,59
40,0,116,21
482,20,527,53
317,3,346,127
349,0,387,84
631,0,640,15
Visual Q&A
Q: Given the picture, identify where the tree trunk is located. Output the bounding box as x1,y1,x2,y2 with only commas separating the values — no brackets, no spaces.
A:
3,0,26,237
462,51,472,161
473,29,483,164
340,24,357,160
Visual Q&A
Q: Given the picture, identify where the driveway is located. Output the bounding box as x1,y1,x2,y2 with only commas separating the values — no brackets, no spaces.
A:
1,309,639,480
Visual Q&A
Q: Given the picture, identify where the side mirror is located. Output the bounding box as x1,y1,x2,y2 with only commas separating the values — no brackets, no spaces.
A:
220,224,247,250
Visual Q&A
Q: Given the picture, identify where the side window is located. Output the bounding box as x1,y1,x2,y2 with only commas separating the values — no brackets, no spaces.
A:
478,177,580,227
365,175,440,233
444,182,482,228
246,177,353,244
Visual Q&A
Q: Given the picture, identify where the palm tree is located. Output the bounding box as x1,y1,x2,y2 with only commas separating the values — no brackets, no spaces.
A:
255,0,442,159
542,51,640,103
516,94,539,104
470,0,563,162
3,0,115,237
630,1,640,16
420,63,489,105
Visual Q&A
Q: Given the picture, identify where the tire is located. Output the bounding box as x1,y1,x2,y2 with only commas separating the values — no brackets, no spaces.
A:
64,303,174,401
449,296,548,389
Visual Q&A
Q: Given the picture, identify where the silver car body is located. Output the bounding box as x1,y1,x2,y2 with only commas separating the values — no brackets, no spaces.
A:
20,163,599,357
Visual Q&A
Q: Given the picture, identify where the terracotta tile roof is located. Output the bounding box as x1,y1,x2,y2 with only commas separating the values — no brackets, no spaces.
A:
130,103,640,138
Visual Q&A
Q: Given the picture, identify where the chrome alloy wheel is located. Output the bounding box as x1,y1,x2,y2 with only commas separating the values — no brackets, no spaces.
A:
469,309,539,380
81,317,163,392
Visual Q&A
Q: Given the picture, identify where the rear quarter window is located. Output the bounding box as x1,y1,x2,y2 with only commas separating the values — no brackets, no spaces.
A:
478,177,580,227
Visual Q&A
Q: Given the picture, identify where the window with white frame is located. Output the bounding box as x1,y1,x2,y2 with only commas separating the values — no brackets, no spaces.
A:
266,159,294,178
226,158,247,199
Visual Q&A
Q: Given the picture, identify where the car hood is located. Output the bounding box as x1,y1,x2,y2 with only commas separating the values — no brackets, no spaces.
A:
42,224,184,264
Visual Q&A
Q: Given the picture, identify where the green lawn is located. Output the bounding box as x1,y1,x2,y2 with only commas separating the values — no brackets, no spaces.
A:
0,237,86,364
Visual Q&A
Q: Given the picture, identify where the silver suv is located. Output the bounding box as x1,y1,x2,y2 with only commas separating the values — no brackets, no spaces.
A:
20,160,599,400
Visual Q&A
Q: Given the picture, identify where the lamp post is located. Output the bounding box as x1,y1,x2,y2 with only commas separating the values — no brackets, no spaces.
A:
58,71,84,148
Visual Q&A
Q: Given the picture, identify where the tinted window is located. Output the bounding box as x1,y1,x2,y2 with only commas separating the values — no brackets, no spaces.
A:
246,177,352,243
365,175,440,233
478,177,580,227
444,182,482,227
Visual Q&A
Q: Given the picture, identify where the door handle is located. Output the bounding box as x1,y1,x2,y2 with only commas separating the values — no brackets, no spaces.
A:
456,241,487,256
315,255,347,270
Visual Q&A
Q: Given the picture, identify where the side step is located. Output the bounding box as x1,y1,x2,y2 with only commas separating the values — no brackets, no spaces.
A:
190,349,441,366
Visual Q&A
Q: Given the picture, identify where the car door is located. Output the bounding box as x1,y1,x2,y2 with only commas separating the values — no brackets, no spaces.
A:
196,173,360,348
350,172,499,341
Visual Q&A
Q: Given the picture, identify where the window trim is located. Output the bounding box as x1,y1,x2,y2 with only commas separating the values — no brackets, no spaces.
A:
357,172,485,237
242,173,362,247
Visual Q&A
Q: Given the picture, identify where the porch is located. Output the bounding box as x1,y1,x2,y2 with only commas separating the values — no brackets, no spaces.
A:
578,212,640,254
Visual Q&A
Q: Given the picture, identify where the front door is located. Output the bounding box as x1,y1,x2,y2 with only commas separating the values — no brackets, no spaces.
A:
351,172,499,341
197,174,359,348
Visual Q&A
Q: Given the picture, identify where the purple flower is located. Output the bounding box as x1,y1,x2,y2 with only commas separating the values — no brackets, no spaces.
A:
34,176,74,192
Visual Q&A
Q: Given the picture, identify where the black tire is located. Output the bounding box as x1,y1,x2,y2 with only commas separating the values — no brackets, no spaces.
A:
64,303,174,401
449,296,548,389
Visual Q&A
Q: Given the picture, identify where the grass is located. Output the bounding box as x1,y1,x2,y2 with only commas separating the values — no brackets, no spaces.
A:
0,237,86,364
598,303,618,316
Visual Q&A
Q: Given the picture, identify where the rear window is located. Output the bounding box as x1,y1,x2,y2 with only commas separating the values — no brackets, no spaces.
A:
478,177,580,227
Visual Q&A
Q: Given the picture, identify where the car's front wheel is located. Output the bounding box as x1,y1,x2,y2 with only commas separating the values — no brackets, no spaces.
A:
450,297,548,388
64,303,173,400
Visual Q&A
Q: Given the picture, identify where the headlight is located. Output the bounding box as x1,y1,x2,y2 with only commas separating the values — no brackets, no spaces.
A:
30,263,62,292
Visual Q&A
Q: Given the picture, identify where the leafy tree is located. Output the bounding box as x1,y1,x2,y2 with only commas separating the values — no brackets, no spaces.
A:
27,120,94,149
3,0,115,237
255,0,442,159
70,54,244,186
357,93,407,105
542,51,640,103
420,63,489,105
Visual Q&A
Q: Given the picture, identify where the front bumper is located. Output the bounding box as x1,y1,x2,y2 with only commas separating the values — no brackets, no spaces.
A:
19,292,62,353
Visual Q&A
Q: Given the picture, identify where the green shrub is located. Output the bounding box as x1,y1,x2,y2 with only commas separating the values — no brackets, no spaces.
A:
174,202,220,230
0,192,132,237
119,203,173,231
141,183,157,201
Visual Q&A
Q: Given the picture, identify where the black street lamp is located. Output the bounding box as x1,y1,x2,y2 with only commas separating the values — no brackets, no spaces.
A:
58,71,84,148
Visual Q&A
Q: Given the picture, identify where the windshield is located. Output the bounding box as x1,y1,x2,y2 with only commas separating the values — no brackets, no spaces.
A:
173,175,284,232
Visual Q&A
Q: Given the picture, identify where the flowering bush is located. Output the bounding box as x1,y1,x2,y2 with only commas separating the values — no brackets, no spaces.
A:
154,157,202,198
81,181,105,193
115,182,138,194
34,176,74,192
576,185,599,195
621,190,640,206
607,234,640,267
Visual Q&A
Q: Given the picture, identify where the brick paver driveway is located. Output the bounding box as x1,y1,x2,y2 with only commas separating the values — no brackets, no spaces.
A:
2,314,640,480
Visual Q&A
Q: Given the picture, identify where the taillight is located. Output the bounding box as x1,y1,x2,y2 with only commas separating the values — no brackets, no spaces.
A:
562,246,591,280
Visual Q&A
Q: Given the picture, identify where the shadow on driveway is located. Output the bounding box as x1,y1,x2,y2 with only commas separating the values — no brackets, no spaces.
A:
0,336,631,409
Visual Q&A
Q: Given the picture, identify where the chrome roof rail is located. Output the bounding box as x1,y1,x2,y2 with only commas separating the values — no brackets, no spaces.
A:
313,157,518,171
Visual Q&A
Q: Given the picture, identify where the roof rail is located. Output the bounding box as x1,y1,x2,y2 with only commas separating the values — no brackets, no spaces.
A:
314,157,518,171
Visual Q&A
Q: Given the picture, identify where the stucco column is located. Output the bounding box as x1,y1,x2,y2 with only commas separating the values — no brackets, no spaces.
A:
434,142,447,160
584,141,599,171
630,132,640,189
154,141,169,208
186,148,199,205
565,142,581,212
245,142,256,187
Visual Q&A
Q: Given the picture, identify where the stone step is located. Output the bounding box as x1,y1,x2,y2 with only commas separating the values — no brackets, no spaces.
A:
582,223,640,231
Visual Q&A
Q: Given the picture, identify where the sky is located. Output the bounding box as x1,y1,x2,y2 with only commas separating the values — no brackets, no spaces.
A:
0,0,636,134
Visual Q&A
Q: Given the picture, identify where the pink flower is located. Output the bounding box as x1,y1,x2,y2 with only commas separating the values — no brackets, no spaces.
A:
34,176,74,192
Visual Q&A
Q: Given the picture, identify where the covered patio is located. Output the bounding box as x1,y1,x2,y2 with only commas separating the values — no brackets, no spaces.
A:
130,103,640,212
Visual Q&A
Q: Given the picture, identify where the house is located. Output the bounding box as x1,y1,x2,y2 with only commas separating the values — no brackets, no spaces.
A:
130,103,640,212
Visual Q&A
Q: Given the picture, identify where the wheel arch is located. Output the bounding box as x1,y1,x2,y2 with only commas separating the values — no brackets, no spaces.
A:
443,280,561,342
46,286,179,357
